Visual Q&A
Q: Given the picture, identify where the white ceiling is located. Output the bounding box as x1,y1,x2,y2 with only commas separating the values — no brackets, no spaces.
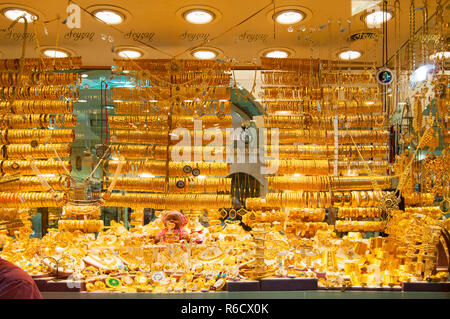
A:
0,0,445,66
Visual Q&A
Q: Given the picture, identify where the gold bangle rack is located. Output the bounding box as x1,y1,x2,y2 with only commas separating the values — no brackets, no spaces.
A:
0,57,80,209
104,59,236,215
252,57,392,235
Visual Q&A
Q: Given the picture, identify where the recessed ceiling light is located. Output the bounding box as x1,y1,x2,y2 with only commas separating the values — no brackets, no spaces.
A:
274,10,304,24
338,50,362,60
430,51,450,60
264,50,290,58
117,49,142,59
184,9,215,24
364,10,393,25
93,9,124,25
192,49,217,60
43,49,69,58
3,8,37,22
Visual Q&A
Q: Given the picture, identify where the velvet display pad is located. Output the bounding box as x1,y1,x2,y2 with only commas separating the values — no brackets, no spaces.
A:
260,278,318,291
225,280,261,292
402,282,450,292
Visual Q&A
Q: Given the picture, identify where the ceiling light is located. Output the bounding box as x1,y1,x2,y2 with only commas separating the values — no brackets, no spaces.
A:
274,10,304,24
338,50,361,60
3,8,37,22
429,51,450,60
364,10,393,26
94,9,124,24
43,49,69,58
81,73,88,78
184,9,214,24
265,50,290,58
192,49,217,60
117,49,142,59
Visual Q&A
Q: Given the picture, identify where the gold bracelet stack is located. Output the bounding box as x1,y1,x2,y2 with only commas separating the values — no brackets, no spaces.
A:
1,114,77,128
0,57,82,71
267,176,391,191
172,115,233,129
104,193,232,209
331,176,391,191
405,207,443,219
5,144,71,159
108,116,169,130
335,220,385,232
285,222,329,236
288,208,326,222
404,193,435,206
112,86,230,101
58,220,103,233
1,159,71,175
0,86,79,100
262,87,379,101
0,208,29,221
5,129,75,143
263,114,385,129
0,72,80,86
266,159,329,175
110,145,227,160
168,177,231,193
332,191,385,207
105,177,167,193
244,197,278,211
114,100,231,116
0,176,70,192
62,205,101,219
264,100,383,115
242,210,285,225
107,177,232,193
266,191,332,208
267,129,389,144
108,115,233,130
264,145,389,159
111,129,230,146
243,208,325,225
337,207,382,218
111,130,169,144
267,176,331,191
9,100,74,114
0,192,62,207
336,160,388,174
